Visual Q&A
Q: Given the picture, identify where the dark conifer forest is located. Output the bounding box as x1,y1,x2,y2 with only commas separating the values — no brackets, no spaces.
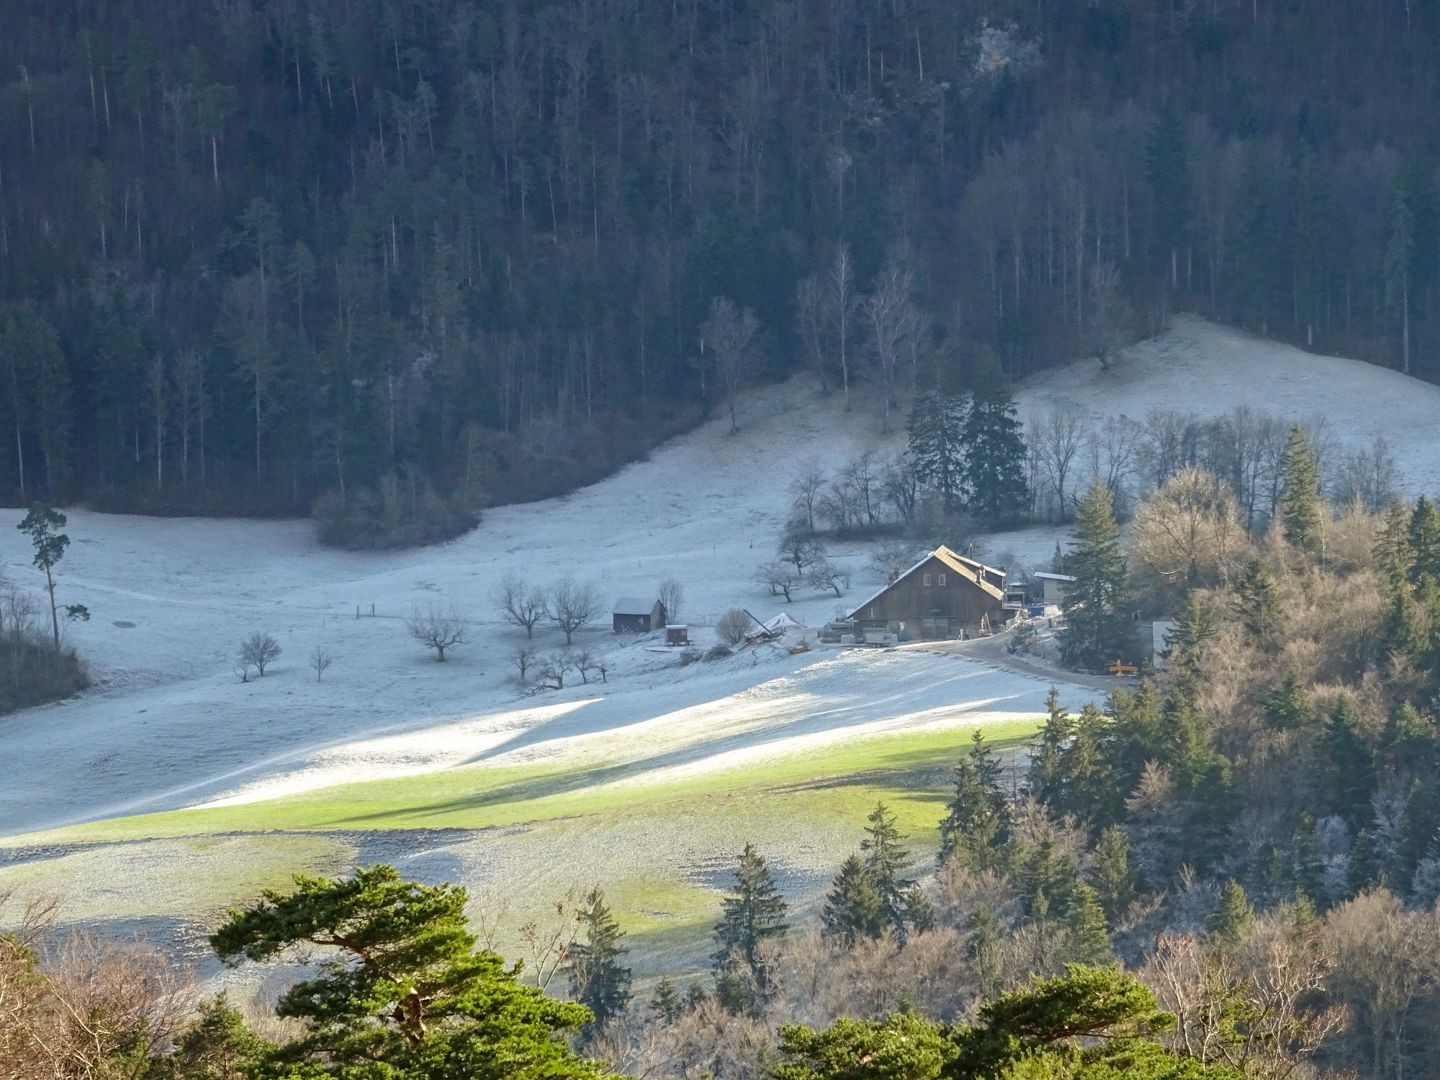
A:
2,1,1436,526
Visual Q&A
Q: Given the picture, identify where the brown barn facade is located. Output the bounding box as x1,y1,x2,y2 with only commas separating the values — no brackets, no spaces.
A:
848,546,1005,642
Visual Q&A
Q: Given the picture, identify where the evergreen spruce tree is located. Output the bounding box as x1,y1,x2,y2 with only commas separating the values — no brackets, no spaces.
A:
1380,585,1426,667
713,843,789,1006
959,377,1029,526
1278,426,1324,557
1397,778,1440,889
1323,695,1375,827
1207,879,1254,947
1059,480,1134,671
1382,702,1433,773
906,393,968,513
1028,686,1072,807
939,731,1009,869
1065,884,1114,965
1348,829,1383,895
861,802,924,939
1166,590,1217,677
1019,834,1082,919
1057,703,1123,826
648,976,682,1025
1375,499,1415,593
1089,825,1139,923
1291,813,1325,905
1234,558,1282,645
566,888,632,1030
821,855,885,947
1264,667,1314,730
1408,496,1440,584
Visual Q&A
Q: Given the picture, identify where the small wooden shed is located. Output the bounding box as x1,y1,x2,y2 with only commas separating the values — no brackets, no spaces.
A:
665,624,690,646
613,597,667,633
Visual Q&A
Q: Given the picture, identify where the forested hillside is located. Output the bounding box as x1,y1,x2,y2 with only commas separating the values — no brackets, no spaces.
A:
3,0,1437,524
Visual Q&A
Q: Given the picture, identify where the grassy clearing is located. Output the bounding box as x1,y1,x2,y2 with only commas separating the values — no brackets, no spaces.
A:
21,719,1041,845
0,832,353,926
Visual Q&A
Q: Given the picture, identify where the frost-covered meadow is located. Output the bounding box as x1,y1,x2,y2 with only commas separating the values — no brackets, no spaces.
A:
4,315,1440,980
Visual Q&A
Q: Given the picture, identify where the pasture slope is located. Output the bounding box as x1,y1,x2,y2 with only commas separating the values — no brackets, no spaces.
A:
3,314,1440,983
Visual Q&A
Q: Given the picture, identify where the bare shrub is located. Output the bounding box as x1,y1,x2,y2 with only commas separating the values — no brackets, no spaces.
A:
716,608,753,645
495,571,547,639
406,604,467,661
239,632,281,677
868,540,919,584
548,576,600,645
704,644,733,661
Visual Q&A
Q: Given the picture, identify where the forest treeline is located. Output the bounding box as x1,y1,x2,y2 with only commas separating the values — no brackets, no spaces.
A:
3,1,1440,534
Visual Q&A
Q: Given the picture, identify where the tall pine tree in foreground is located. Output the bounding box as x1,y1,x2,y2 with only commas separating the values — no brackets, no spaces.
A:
567,888,632,1031
959,377,1029,526
1278,425,1324,557
210,865,612,1079
713,843,788,1009
1059,480,1134,671
907,393,968,513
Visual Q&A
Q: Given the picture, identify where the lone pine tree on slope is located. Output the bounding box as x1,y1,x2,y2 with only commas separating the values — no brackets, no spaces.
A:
1059,480,1134,671
1278,425,1324,558
713,843,788,1008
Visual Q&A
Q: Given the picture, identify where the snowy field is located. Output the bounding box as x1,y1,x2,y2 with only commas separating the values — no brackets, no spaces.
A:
4,314,1440,975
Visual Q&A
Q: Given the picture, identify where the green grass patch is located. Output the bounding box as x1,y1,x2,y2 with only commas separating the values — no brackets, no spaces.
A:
13,718,1040,845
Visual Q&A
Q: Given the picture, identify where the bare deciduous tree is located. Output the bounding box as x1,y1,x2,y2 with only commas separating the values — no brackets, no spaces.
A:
789,461,827,534
407,603,467,661
238,631,281,677
309,644,333,682
1084,261,1135,371
658,577,684,623
512,645,536,682
757,560,800,602
868,539,920,584
1130,467,1247,604
548,576,599,645
827,242,860,410
864,249,917,430
807,556,851,597
1031,404,1087,521
495,570,547,638
538,652,569,689
700,296,760,433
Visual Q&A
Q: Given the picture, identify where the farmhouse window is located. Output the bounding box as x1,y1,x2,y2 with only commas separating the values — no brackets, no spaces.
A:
923,573,932,587
937,573,946,586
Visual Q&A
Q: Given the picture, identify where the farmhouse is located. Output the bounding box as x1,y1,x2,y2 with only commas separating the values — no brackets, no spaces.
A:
612,597,666,633
848,546,1006,642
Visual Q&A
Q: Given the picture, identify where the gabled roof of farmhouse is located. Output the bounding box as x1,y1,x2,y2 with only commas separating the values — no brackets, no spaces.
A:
847,545,1005,618
613,596,660,615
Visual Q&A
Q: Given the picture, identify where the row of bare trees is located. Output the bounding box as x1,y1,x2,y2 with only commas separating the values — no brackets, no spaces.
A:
493,572,602,646
1026,404,1396,525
